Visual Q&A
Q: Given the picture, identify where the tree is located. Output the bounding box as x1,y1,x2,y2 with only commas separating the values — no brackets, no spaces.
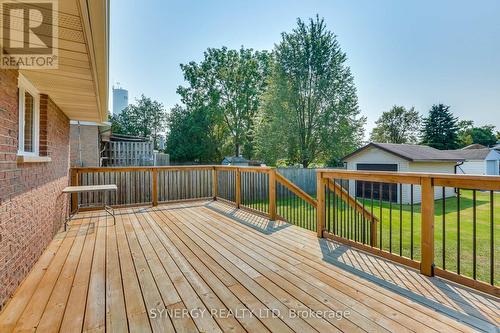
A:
421,104,459,150
470,126,497,147
254,16,365,167
457,120,474,147
111,95,167,149
165,105,223,163
370,106,421,144
177,47,271,158
457,121,497,147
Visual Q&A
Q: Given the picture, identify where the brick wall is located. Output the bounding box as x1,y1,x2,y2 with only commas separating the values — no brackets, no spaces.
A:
0,69,70,309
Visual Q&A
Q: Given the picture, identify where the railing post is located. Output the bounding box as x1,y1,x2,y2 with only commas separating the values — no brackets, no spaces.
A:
370,218,378,247
212,167,218,200
152,168,158,206
70,168,78,213
268,169,277,220
316,172,326,238
235,168,241,208
420,177,435,276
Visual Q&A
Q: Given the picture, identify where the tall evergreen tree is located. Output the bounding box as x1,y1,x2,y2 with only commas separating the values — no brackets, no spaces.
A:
421,104,459,150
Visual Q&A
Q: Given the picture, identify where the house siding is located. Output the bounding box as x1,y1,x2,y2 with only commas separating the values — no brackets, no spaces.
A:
69,124,99,167
404,162,457,204
456,160,485,175
0,69,70,310
345,146,458,204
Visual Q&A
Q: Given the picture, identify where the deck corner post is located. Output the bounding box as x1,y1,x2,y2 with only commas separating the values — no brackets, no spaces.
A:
316,172,326,238
420,177,435,276
235,168,241,208
269,168,277,220
212,167,218,201
152,168,158,206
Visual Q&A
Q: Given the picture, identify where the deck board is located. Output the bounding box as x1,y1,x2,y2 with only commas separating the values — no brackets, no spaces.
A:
0,200,498,333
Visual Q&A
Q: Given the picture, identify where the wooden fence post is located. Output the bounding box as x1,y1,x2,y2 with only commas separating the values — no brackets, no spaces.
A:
420,177,435,276
316,172,326,238
268,169,277,220
70,168,78,213
152,168,158,206
235,168,241,208
212,167,218,200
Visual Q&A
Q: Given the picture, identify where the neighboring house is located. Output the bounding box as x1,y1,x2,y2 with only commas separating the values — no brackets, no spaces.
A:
69,121,111,167
222,156,263,166
452,146,500,176
0,1,109,309
485,149,500,175
342,143,464,204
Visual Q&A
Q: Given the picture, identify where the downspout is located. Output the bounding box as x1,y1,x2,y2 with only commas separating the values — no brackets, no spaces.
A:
455,161,464,174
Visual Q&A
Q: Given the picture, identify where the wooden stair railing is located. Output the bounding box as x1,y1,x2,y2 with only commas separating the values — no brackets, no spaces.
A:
327,179,379,246
275,171,317,208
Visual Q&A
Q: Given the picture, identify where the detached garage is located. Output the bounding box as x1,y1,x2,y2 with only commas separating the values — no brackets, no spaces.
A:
342,143,464,204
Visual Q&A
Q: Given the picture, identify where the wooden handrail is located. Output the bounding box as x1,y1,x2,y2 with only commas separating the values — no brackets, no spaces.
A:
275,171,317,208
321,169,500,189
322,170,422,185
71,165,216,172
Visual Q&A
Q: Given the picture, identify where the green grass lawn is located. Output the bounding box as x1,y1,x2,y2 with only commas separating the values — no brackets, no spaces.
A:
242,190,499,285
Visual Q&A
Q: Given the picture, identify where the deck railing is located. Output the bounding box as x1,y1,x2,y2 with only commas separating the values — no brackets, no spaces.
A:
317,169,499,296
69,166,499,295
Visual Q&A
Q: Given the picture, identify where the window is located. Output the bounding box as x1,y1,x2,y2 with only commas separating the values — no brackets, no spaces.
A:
18,74,40,156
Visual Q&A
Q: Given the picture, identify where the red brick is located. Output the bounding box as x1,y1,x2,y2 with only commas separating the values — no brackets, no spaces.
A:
0,69,70,310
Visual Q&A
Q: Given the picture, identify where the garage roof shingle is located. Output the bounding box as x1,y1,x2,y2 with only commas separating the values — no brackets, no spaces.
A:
342,143,465,162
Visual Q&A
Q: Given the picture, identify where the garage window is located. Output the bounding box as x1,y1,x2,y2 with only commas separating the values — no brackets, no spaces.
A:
356,164,398,203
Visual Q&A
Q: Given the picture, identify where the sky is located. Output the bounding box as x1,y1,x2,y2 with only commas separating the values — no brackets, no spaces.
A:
109,0,500,137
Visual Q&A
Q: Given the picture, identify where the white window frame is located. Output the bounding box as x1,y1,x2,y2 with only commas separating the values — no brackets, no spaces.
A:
18,74,40,156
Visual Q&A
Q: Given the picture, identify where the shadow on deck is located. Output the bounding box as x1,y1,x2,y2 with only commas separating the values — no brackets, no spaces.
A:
0,200,498,333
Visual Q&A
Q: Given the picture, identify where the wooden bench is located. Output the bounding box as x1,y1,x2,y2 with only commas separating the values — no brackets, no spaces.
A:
63,184,118,231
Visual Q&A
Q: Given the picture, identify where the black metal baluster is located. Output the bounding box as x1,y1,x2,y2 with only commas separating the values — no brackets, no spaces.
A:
389,184,392,253
473,189,477,280
379,183,383,251
333,180,337,235
410,184,414,260
490,190,494,285
362,182,366,244
370,182,374,246
457,188,461,275
399,183,403,256
326,185,331,232
442,187,446,270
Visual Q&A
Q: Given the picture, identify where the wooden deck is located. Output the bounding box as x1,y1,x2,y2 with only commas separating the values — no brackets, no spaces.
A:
0,200,498,332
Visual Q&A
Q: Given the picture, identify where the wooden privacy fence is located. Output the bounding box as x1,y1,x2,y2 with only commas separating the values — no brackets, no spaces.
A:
317,169,500,296
69,165,499,296
103,141,154,166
